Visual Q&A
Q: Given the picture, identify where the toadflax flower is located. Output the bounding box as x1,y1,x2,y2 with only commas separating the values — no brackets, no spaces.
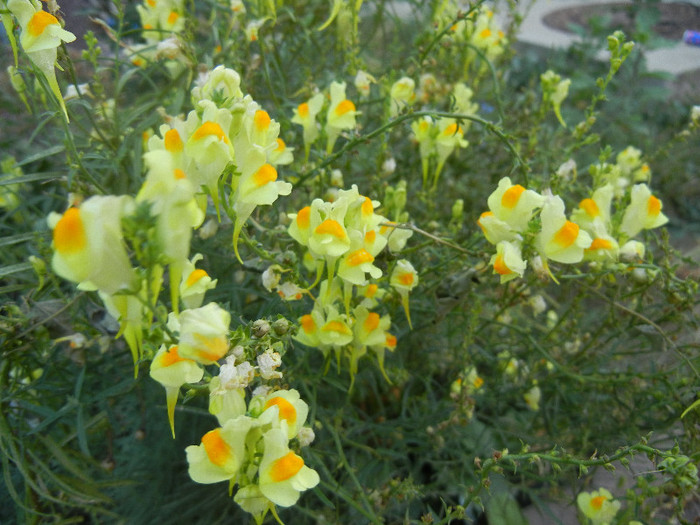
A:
390,259,418,328
172,302,231,365
150,344,203,437
576,488,621,524
536,195,592,265
258,425,320,507
619,183,669,240
490,240,527,283
326,81,358,154
48,196,136,295
7,0,76,119
186,416,253,484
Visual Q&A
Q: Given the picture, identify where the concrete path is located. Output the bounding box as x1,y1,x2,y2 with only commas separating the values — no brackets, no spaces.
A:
510,0,700,75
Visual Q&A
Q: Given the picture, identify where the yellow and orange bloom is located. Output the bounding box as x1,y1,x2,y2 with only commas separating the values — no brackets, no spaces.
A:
390,259,418,328
536,196,592,264
262,389,309,439
258,426,320,507
7,0,76,119
173,302,231,365
317,306,354,347
185,416,253,484
619,183,669,239
490,241,527,283
150,344,204,437
570,184,614,233
48,196,136,295
294,308,325,348
291,93,324,160
486,177,545,233
326,81,358,153
180,254,217,309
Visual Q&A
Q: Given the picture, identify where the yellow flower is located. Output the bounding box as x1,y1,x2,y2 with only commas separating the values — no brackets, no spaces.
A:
7,0,76,119
389,76,415,117
489,240,526,283
326,81,358,153
576,488,621,524
48,196,136,295
261,389,309,439
291,93,324,160
294,308,325,349
174,303,231,365
258,426,319,507
486,177,545,233
570,184,614,233
150,344,203,437
536,196,592,264
390,259,418,328
185,416,253,484
317,306,354,347
180,254,217,309
619,183,669,239
354,70,376,98
191,65,243,106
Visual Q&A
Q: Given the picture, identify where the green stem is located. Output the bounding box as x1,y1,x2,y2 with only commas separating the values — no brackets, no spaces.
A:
296,110,528,187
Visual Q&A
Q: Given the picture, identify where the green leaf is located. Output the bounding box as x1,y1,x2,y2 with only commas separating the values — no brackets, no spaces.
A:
0,262,33,278
485,491,528,525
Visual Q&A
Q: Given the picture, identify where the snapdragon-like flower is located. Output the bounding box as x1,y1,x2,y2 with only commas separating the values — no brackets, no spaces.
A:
485,177,545,233
354,69,376,98
180,254,217,309
261,389,309,439
619,183,669,239
191,64,243,107
291,93,324,161
172,302,231,365
570,184,614,233
576,488,621,524
258,426,320,507
434,118,468,183
186,416,253,484
7,0,76,119
411,116,435,184
389,76,415,117
390,259,418,328
536,196,592,264
150,344,203,437
48,196,136,295
326,81,358,153
490,240,527,283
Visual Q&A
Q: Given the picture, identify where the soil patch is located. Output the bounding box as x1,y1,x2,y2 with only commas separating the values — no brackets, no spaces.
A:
543,2,700,40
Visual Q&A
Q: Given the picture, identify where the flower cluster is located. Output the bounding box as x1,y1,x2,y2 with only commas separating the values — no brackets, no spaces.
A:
434,3,507,71
131,0,186,68
149,313,319,522
2,0,76,119
292,80,359,158
478,163,668,283
48,65,292,370
286,185,417,385
411,81,476,188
